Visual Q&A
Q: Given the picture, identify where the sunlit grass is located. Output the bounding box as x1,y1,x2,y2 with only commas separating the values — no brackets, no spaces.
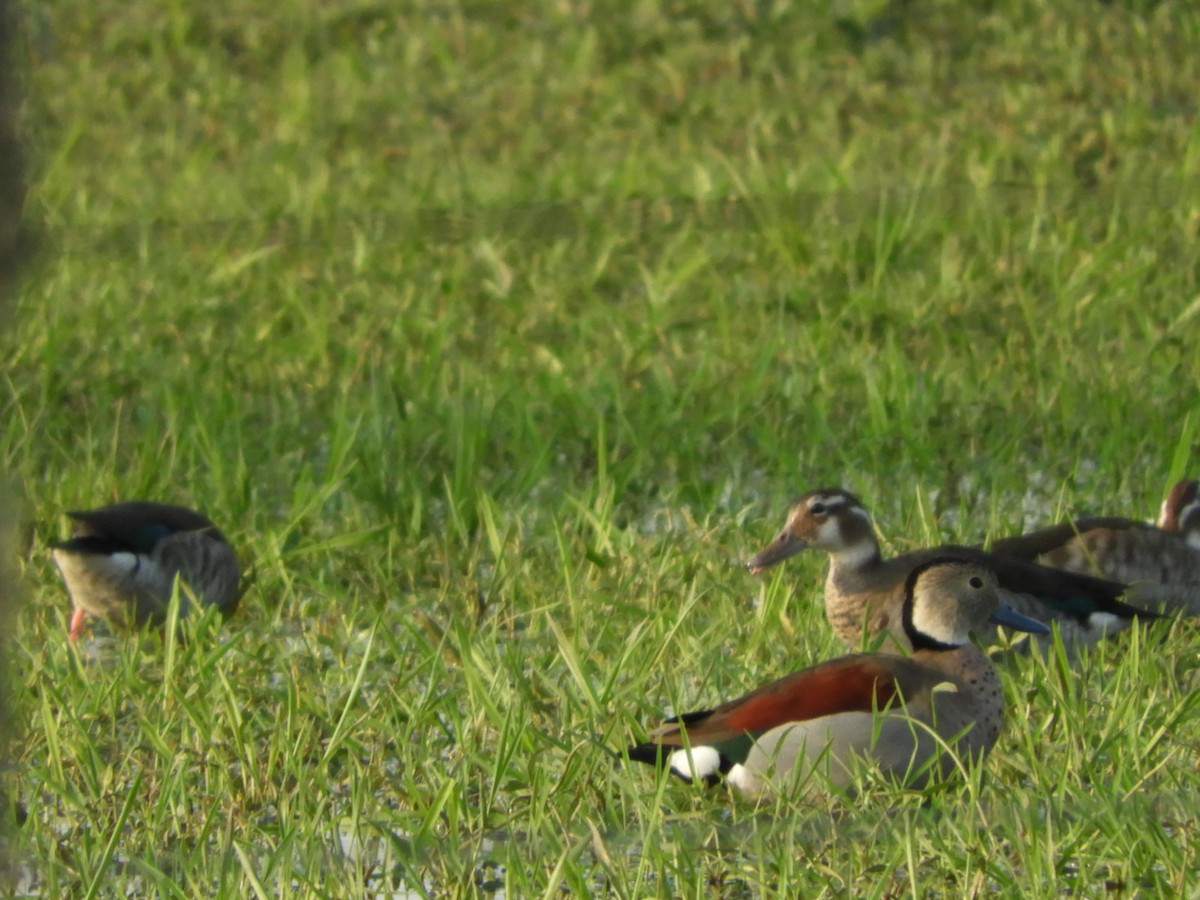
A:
4,0,1200,895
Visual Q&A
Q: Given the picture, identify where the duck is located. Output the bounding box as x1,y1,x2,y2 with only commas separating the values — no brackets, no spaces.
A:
51,501,241,640
626,559,1048,798
744,488,1153,654
986,481,1200,616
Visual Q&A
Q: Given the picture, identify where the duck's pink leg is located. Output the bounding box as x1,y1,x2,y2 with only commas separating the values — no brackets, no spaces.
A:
68,607,88,642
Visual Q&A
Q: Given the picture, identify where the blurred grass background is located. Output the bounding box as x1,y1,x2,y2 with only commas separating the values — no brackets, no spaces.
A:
3,0,1200,895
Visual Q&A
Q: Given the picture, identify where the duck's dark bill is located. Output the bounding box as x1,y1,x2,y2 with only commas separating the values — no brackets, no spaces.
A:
988,604,1051,635
745,534,806,573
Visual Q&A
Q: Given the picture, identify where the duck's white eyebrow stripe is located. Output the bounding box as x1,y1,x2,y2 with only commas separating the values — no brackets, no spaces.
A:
810,495,848,510
808,495,871,522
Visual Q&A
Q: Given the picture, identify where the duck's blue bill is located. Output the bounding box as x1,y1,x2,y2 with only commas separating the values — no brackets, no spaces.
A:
989,604,1051,635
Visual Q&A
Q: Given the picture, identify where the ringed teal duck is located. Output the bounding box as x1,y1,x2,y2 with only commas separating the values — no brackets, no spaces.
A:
744,488,1152,653
627,559,1048,798
987,482,1200,616
52,501,241,640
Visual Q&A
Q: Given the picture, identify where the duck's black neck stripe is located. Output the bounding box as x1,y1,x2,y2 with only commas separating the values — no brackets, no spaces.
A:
902,557,961,652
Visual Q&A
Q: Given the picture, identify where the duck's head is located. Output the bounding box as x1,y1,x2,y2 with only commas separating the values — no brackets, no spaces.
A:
745,488,876,573
1158,479,1200,550
903,558,1049,651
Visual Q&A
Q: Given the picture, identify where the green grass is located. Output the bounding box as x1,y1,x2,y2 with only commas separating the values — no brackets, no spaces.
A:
4,0,1200,894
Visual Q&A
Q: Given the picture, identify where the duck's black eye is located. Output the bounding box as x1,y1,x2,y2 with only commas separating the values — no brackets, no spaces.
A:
969,576,983,588
810,502,827,515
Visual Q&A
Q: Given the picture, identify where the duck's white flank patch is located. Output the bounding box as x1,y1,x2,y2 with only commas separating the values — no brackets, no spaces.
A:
1084,611,1123,635
667,746,722,781
106,552,142,576
725,763,758,794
